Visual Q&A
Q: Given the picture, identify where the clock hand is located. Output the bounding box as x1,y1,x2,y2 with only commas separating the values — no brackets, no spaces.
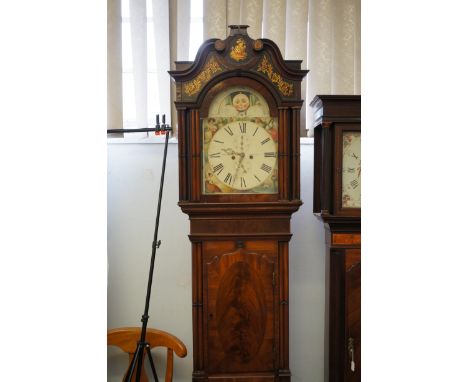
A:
232,152,246,183
240,162,248,173
221,148,234,155
221,148,243,156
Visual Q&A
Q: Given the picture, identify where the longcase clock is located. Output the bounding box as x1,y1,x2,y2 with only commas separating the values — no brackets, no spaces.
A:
311,95,361,382
169,25,308,381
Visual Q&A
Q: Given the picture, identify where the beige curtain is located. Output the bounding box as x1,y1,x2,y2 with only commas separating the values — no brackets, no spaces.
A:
202,0,361,135
129,0,148,129
170,0,191,126
107,0,123,130
107,0,360,135
107,0,172,132
262,0,286,54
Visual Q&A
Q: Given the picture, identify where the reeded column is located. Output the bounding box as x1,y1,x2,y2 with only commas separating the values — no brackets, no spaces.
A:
291,107,301,200
190,109,201,201
278,108,290,200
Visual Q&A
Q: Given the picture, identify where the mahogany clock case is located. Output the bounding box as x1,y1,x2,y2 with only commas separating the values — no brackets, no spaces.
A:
311,95,361,219
169,26,308,382
310,95,361,381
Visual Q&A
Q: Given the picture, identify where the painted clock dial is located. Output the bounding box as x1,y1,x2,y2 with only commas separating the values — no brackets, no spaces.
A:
341,131,361,208
203,86,278,194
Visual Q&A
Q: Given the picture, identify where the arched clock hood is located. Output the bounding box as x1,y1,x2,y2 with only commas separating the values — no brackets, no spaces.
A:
169,25,308,214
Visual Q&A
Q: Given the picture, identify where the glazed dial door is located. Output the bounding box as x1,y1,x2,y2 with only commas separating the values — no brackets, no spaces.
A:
341,132,361,208
203,85,278,194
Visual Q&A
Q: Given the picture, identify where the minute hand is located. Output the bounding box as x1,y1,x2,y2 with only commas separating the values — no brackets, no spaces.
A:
221,148,243,156
232,152,246,183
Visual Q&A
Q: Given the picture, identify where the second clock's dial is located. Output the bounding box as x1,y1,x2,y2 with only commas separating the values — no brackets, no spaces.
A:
207,120,277,191
342,131,361,208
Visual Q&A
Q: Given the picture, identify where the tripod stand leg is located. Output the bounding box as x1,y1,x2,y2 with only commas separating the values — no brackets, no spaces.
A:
124,342,144,382
145,344,159,382
135,342,145,382
123,129,171,382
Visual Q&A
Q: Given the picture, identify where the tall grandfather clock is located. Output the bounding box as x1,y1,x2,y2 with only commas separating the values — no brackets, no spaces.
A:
169,26,307,381
311,95,361,382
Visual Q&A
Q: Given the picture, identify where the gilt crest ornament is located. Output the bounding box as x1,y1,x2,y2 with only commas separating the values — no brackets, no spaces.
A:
230,38,247,61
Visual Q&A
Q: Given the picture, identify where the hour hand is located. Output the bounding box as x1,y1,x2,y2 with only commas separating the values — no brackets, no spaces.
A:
221,148,235,155
222,148,243,156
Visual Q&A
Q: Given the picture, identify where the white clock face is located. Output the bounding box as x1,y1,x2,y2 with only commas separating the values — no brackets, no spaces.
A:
341,132,361,208
206,120,277,191
203,85,278,194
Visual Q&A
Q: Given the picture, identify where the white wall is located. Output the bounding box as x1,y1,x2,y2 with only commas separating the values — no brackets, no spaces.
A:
107,140,325,381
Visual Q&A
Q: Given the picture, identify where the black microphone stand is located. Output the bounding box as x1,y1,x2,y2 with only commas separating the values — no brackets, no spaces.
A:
108,114,172,382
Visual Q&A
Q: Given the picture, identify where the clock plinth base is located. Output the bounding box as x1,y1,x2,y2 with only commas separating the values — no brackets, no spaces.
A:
192,371,207,381
191,372,289,382
278,369,292,381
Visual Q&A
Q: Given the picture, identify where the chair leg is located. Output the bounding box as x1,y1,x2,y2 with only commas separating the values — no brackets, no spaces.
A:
165,349,174,382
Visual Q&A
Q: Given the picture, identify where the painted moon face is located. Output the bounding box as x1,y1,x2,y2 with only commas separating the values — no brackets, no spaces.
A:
233,93,250,112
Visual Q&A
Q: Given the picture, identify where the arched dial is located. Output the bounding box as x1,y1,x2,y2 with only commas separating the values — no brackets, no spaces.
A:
207,120,277,191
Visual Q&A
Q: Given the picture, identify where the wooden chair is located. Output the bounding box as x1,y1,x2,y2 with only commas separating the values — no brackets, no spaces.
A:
108,327,187,382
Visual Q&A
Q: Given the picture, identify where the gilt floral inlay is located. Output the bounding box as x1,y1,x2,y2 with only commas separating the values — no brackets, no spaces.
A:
257,55,294,96
230,38,248,61
183,57,223,96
